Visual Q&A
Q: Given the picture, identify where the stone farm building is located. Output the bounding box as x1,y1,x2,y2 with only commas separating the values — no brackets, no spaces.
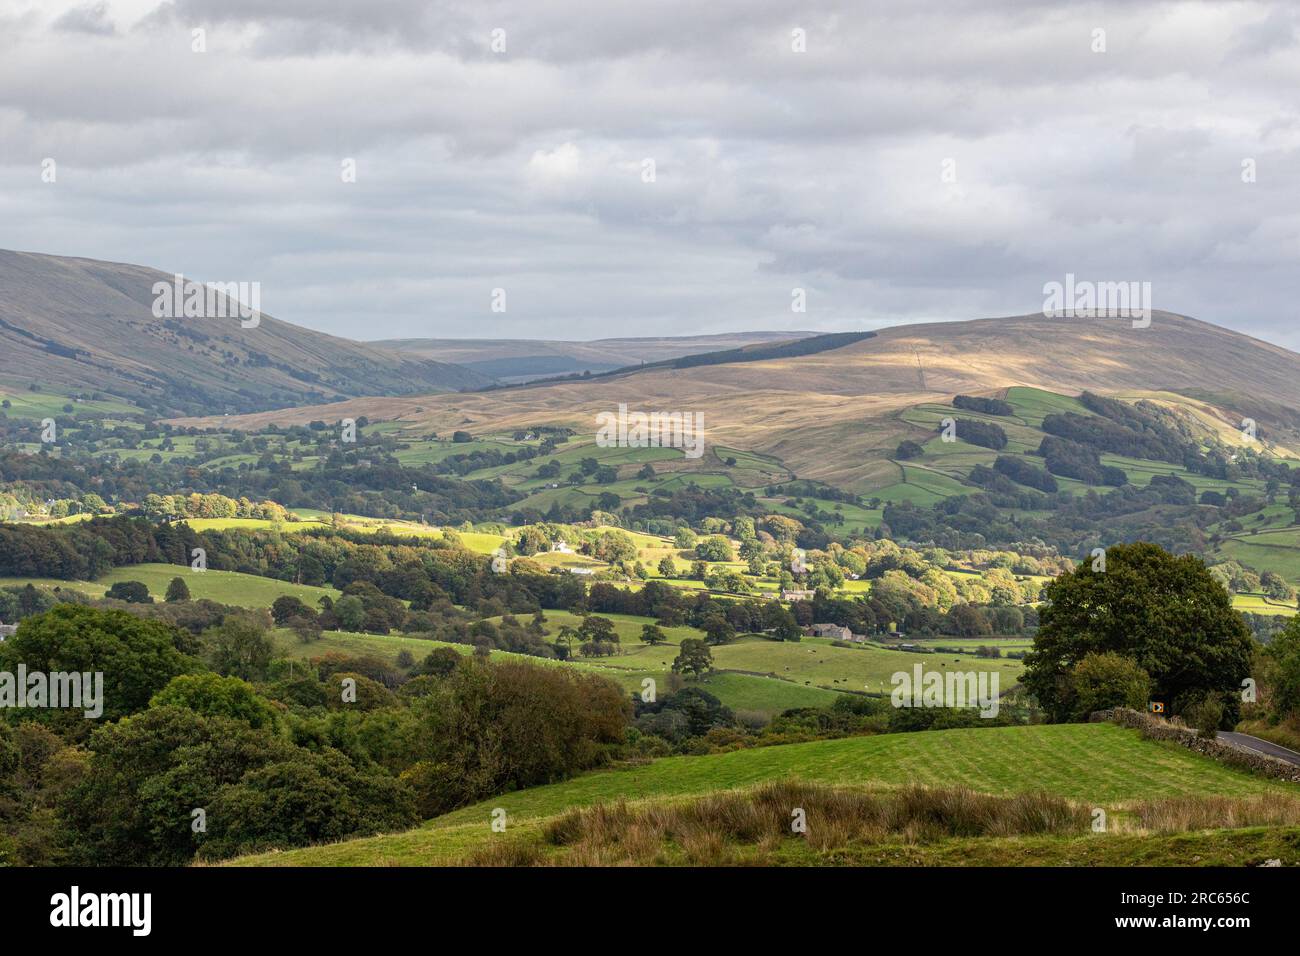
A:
807,623,865,642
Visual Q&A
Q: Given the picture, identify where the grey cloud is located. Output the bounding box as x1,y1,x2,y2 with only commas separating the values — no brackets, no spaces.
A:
0,0,1298,348
53,2,116,35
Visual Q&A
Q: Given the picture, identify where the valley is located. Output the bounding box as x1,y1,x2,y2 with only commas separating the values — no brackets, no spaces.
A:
4,255,1300,873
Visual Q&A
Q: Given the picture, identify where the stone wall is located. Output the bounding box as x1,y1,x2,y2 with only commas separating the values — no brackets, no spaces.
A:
1090,707,1300,784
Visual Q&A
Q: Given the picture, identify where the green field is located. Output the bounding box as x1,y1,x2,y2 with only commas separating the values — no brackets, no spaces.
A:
176,515,505,554
710,635,1022,695
180,517,326,533
1003,386,1089,426
271,619,843,716
273,627,465,663
1218,529,1300,586
1,563,340,608
392,438,521,467
758,496,882,537
1231,592,1298,617
451,531,509,554
910,636,1034,653
472,610,1019,699
0,388,139,420
228,722,1291,866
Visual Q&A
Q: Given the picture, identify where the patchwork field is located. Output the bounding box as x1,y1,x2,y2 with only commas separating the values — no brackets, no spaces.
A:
174,313,1300,492
1217,529,1300,586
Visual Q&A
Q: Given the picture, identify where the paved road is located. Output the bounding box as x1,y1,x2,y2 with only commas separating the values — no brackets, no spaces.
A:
1216,731,1300,767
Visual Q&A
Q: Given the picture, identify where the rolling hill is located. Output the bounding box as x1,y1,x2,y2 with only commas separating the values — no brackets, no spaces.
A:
226,722,1294,866
373,331,815,384
174,311,1300,491
0,249,491,416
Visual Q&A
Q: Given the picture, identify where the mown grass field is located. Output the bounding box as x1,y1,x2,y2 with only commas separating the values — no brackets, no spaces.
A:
711,636,1022,695
227,722,1293,866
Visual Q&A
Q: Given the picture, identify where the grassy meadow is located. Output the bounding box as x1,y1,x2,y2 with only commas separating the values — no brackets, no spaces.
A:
227,722,1294,866
1,563,341,608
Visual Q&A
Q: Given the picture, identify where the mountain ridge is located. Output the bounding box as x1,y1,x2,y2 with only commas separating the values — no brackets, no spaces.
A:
0,249,491,416
371,331,817,384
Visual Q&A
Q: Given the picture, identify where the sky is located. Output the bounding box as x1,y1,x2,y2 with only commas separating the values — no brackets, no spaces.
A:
2,0,1299,348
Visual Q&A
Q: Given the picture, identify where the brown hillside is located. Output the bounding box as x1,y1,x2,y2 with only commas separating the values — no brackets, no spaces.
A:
171,311,1300,486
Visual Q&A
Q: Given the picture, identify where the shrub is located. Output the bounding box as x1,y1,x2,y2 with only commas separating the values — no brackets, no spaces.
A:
1181,693,1226,738
106,581,153,604
407,660,628,816
1067,652,1152,720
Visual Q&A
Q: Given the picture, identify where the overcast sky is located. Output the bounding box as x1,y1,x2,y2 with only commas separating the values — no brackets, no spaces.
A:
2,0,1298,348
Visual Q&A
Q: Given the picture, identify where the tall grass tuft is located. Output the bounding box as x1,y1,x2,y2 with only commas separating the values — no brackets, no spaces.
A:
540,780,1089,864
1130,792,1300,833
470,784,1300,865
463,838,546,867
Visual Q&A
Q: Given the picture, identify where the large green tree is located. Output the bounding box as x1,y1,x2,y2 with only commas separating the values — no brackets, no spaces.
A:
0,605,193,730
150,673,278,730
640,623,667,646
1261,615,1300,719
1023,542,1255,723
202,617,274,682
105,581,153,604
406,660,627,816
59,705,415,865
672,638,714,678
578,615,618,644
